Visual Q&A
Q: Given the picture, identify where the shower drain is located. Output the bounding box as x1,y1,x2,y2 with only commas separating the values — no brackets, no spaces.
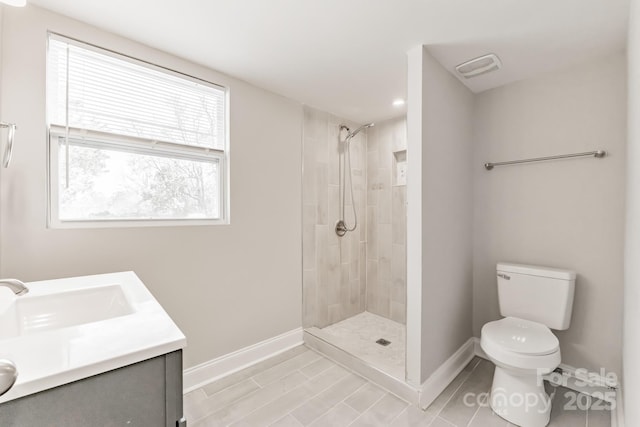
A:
376,338,391,346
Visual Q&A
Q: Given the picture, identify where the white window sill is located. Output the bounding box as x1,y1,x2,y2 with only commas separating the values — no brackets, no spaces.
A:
48,218,229,229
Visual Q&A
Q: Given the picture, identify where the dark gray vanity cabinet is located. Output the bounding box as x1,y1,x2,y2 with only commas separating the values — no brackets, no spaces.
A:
0,350,184,427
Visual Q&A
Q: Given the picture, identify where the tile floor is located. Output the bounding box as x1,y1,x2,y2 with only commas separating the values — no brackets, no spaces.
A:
308,312,406,380
184,346,612,427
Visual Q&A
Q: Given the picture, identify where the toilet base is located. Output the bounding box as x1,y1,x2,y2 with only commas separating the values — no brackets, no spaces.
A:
489,365,552,427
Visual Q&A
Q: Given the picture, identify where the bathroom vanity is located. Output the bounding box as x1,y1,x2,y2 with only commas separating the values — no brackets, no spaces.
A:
0,272,187,426
0,351,183,426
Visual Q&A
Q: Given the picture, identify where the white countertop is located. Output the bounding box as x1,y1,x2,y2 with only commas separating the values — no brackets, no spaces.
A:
0,272,186,403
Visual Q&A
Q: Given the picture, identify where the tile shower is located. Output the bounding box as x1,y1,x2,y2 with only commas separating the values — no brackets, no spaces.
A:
302,105,407,378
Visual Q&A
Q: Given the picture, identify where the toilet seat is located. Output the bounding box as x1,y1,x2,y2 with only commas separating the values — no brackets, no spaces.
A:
483,317,559,355
481,317,561,372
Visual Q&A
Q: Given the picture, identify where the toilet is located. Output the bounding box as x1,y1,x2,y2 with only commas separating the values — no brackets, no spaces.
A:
481,263,576,427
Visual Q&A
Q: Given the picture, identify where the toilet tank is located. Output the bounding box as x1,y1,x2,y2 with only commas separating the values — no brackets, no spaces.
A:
497,263,576,330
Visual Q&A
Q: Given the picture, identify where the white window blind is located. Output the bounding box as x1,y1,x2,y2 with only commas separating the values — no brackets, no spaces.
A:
47,35,226,149
46,34,228,227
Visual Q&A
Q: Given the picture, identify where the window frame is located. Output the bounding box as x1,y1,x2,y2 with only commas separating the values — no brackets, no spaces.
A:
46,33,230,229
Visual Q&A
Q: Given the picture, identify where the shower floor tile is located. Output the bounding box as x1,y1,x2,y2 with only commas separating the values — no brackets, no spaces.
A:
315,311,405,379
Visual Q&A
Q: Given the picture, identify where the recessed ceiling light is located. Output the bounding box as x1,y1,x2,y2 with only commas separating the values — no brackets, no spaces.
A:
392,99,405,107
0,0,27,6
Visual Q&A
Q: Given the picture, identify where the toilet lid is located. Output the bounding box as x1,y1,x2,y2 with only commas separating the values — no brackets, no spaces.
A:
482,317,559,356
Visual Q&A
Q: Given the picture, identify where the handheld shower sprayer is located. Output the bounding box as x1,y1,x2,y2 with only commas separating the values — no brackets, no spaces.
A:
335,122,374,237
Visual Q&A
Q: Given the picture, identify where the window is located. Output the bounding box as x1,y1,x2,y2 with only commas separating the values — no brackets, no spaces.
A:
46,34,228,227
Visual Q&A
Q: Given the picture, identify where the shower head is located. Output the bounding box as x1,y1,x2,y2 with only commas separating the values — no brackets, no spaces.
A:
341,123,374,140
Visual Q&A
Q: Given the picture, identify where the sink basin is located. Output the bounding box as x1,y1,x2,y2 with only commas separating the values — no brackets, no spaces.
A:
0,271,186,405
0,284,134,340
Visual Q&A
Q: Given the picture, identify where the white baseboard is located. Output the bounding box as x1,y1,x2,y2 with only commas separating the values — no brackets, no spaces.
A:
419,337,476,409
183,327,303,393
548,366,622,426
547,363,618,402
473,337,488,360
612,386,624,427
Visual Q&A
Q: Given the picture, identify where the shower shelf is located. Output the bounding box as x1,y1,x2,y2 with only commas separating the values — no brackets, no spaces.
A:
393,150,407,186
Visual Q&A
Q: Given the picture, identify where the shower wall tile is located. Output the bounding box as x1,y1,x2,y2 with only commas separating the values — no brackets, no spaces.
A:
302,106,367,328
350,236,360,281
329,185,340,227
377,123,390,155
328,223,340,248
359,243,367,312
390,301,406,324
303,272,317,328
367,151,378,206
328,125,340,186
340,264,350,314
349,280,361,318
392,186,406,245
316,131,329,165
367,127,378,152
303,138,317,206
366,207,378,259
350,279,360,306
378,168,391,224
328,244,341,306
392,244,406,296
391,280,405,308
353,170,364,192
316,164,329,225
379,224,392,258
302,205,316,270
365,116,407,325
366,260,378,302
340,232,351,264
378,225,392,288
304,108,328,142
379,144,393,173
328,113,342,124
356,190,366,242
354,136,365,170
378,295,391,319
379,166,391,188
356,176,366,200
378,189,391,225
316,225,329,327
317,226,329,276
392,119,407,152
328,304,342,325
378,261,392,295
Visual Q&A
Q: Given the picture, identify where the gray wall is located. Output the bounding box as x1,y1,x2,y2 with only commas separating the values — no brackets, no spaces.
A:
366,116,407,324
412,47,475,383
625,0,640,422
473,52,627,376
0,6,303,369
302,106,367,328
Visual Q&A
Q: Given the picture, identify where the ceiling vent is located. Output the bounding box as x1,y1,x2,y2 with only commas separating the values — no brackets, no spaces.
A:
455,54,502,79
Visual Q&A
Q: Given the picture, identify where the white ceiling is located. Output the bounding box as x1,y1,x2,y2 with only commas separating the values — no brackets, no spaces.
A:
29,0,630,123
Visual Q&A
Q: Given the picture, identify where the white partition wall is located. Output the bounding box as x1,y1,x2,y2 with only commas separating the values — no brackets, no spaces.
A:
625,0,640,423
405,46,425,386
406,46,474,387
